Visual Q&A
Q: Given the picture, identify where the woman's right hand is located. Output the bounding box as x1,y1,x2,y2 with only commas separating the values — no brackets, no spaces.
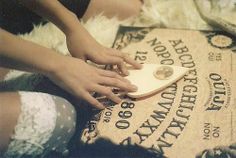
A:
47,56,138,109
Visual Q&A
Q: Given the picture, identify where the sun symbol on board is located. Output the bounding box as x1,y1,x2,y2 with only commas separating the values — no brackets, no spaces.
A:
203,32,236,53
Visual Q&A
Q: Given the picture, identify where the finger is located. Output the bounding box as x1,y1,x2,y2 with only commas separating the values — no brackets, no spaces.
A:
91,52,123,65
80,91,105,109
105,55,124,65
122,54,143,69
117,61,129,76
96,51,130,75
102,55,129,75
98,77,137,92
110,50,142,69
97,69,131,83
94,85,122,103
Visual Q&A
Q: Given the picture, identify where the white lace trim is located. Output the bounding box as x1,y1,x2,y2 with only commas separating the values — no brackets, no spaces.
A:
5,92,57,157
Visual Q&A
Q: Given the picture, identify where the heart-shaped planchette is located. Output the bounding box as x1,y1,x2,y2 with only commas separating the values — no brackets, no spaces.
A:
125,64,189,98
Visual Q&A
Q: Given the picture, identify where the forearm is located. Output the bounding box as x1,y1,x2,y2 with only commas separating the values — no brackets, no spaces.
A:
0,29,62,75
19,0,84,34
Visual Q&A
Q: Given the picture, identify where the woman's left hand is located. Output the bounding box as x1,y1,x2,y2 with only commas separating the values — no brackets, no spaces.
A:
66,27,142,75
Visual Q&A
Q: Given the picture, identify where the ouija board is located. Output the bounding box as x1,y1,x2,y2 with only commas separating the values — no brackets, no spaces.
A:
81,26,236,158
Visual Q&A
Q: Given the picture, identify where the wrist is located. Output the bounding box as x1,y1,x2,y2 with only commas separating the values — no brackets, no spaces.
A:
41,52,65,77
61,12,81,35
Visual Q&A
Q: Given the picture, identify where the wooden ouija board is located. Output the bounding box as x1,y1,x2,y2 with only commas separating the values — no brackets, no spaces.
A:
81,26,236,158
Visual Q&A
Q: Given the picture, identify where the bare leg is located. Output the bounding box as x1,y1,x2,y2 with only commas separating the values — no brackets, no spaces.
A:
82,0,143,21
0,92,21,154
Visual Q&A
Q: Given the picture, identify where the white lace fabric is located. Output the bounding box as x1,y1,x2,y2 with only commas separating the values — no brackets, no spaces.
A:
4,92,57,157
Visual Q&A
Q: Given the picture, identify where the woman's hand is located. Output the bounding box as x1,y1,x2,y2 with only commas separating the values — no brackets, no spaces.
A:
66,27,142,75
20,0,142,75
0,29,137,110
48,56,138,109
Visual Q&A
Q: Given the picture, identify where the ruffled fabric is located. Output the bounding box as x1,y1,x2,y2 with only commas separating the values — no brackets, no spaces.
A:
4,92,57,157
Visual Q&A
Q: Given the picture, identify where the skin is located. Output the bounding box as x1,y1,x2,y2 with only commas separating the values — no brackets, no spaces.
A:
0,93,21,154
0,0,142,155
82,0,142,21
0,0,143,108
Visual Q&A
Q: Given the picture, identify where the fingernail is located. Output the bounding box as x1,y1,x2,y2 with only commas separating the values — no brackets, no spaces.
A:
99,107,105,110
117,98,122,103
125,70,129,76
131,84,138,91
124,78,131,83
138,63,143,69
97,103,105,110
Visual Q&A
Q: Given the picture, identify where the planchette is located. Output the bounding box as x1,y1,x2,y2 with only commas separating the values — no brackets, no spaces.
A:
125,64,189,98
